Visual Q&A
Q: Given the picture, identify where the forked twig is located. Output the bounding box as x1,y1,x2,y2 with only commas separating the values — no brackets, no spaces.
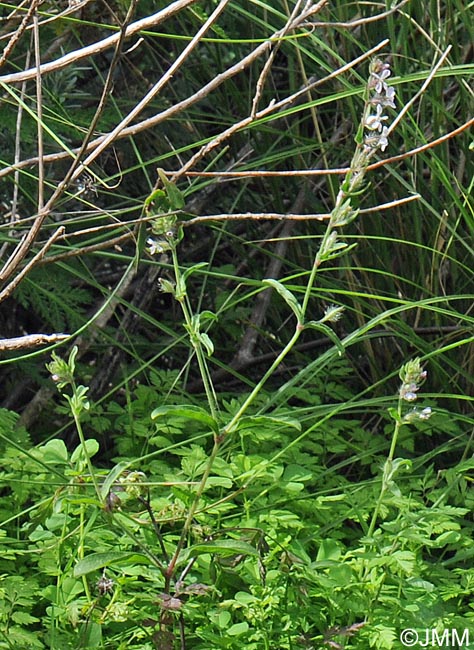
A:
0,226,65,302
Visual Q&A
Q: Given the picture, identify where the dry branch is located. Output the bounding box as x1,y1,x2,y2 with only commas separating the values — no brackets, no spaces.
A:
0,333,69,352
0,0,198,84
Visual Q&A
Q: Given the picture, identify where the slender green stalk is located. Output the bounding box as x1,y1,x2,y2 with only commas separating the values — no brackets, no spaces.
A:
366,409,402,540
71,401,102,505
223,326,302,434
171,246,219,421
164,438,221,588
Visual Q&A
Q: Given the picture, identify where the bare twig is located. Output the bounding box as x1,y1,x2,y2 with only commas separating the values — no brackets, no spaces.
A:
0,0,40,69
0,0,199,84
179,194,420,226
250,0,323,118
33,8,44,212
305,0,410,28
0,52,31,261
36,232,133,265
0,0,142,290
0,0,91,44
386,46,452,138
164,117,473,179
0,226,65,302
171,39,389,182
0,8,380,182
0,333,69,352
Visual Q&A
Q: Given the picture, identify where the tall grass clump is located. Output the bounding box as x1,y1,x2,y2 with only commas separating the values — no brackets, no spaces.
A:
0,0,473,648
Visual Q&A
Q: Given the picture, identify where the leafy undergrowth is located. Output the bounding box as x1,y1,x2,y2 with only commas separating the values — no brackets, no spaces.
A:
1,351,474,649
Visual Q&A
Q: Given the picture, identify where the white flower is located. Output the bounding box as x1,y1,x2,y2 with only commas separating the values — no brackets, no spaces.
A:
146,238,164,255
419,407,433,420
364,104,388,131
403,406,433,423
400,381,419,401
384,85,396,107
371,85,396,109
377,127,390,152
373,68,391,94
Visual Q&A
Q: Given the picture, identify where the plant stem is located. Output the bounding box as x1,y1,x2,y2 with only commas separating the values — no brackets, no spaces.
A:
71,393,102,505
223,325,302,434
164,437,221,588
171,247,218,421
366,401,403,539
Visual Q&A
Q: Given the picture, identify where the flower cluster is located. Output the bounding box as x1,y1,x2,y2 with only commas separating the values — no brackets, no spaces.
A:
320,304,345,323
399,357,427,402
331,57,397,219
363,59,396,153
403,406,433,424
46,346,78,390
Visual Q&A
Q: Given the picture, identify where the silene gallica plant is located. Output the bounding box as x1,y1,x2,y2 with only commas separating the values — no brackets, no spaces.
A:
4,42,471,650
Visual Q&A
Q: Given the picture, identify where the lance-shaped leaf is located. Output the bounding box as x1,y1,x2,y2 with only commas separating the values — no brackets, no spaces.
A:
305,321,345,357
151,404,219,433
262,279,303,321
179,539,259,566
74,551,150,577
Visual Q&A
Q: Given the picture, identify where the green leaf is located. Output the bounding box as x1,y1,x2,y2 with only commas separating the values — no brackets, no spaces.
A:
70,438,99,463
434,530,461,546
100,461,130,500
198,331,214,356
262,279,303,321
282,464,312,482
182,262,209,284
236,414,301,432
216,610,231,629
181,539,258,563
305,321,345,357
144,187,166,212
204,476,233,488
79,621,102,648
157,168,185,210
73,551,150,577
228,622,249,636
151,404,218,433
317,539,341,561
39,439,69,464
234,591,257,605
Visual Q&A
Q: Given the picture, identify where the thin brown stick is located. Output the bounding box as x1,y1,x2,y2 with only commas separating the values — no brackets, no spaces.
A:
171,38,388,182
0,51,31,261
33,9,44,212
180,195,420,226
0,333,69,352
16,195,420,268
164,117,473,179
36,232,133,265
0,0,40,68
0,226,65,302
0,1,142,289
250,0,321,118
75,0,232,179
0,0,91,43
0,0,199,84
305,0,410,28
